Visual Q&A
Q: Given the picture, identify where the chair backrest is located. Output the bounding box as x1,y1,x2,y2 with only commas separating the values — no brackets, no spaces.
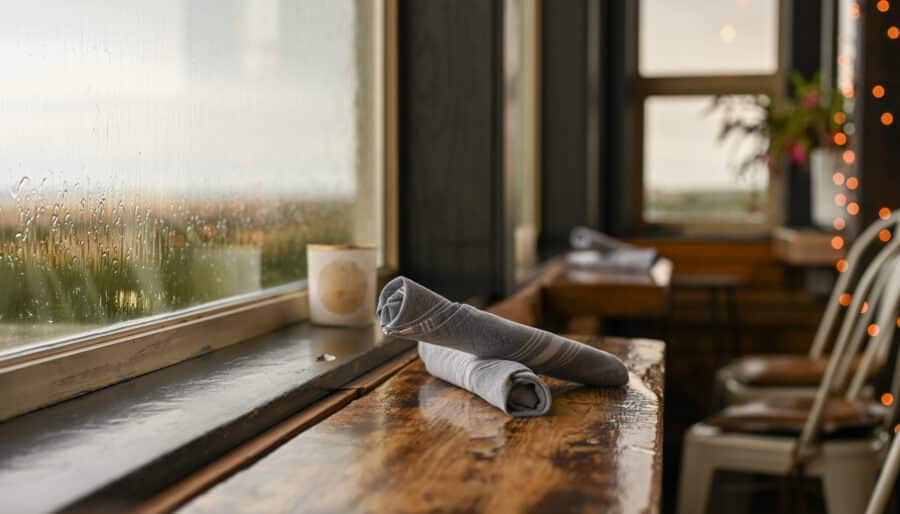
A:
797,246,900,458
861,260,900,514
810,211,900,359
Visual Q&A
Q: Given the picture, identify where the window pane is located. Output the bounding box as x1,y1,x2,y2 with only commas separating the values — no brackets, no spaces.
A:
639,0,778,77
643,96,769,223
0,1,381,353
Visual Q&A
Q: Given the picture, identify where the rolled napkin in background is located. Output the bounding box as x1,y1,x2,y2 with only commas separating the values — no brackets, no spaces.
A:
570,226,631,253
418,342,551,417
378,276,629,387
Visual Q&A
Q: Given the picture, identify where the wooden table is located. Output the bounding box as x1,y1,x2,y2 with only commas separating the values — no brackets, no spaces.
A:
178,337,665,514
543,257,673,318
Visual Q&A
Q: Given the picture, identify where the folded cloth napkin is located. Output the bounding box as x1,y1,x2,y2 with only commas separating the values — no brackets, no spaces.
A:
567,247,658,273
418,342,551,417
570,226,631,253
378,276,629,387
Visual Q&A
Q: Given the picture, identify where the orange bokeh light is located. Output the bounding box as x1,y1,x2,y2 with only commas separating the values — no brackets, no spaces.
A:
833,132,848,145
831,236,845,250
840,293,852,307
882,112,895,125
834,217,846,230
880,229,893,242
846,177,859,190
878,0,891,12
873,85,886,98
880,207,892,219
852,2,861,17
861,301,869,313
834,112,847,124
889,26,900,39
836,259,849,272
833,172,845,185
842,149,856,164
895,424,899,434
835,193,848,206
882,392,894,406
848,202,861,215
869,324,881,337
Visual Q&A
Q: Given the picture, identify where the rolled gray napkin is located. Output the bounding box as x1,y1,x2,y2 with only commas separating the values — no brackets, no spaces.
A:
570,226,631,253
378,276,629,387
418,342,551,417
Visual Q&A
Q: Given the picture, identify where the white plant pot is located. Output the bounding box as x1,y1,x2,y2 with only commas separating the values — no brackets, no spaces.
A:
810,148,846,230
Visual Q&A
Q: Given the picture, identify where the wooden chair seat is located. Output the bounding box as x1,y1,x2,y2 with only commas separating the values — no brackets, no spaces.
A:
706,397,886,437
722,354,882,387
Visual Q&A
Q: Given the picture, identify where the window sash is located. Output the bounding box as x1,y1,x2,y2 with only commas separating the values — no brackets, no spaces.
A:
0,0,399,422
630,0,787,233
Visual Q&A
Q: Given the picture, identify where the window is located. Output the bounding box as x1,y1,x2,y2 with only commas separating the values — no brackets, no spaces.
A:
504,0,541,284
634,0,783,231
0,1,394,420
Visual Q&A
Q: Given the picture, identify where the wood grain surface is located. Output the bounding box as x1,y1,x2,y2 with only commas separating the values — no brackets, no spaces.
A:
178,337,665,514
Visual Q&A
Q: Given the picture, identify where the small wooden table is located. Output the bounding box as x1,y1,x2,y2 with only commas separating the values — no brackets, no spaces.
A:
543,257,674,319
178,337,665,514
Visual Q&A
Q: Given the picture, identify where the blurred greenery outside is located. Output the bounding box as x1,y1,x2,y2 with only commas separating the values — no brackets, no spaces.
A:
0,198,353,351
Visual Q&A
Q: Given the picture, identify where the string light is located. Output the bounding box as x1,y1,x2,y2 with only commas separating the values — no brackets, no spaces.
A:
835,193,848,206
842,149,856,164
878,0,891,12
836,259,849,272
879,207,892,219
848,202,861,215
833,172,846,185
846,177,859,190
895,424,900,434
873,84,886,98
897,317,900,328
868,324,881,337
843,85,855,98
834,112,847,124
880,229,893,242
889,26,900,39
881,112,894,125
861,301,869,313
833,132,848,145
834,217,846,230
882,392,894,406
852,2,861,18
831,236,845,250
840,293,852,306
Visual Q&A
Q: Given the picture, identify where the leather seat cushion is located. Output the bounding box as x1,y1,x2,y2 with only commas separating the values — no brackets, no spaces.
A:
722,354,880,387
706,397,886,436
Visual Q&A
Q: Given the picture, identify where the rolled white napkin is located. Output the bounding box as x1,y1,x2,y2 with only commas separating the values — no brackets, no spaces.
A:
378,276,628,387
418,342,551,417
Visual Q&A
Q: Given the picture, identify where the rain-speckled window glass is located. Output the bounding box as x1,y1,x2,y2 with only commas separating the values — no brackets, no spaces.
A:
643,95,769,223
639,0,779,77
0,1,383,352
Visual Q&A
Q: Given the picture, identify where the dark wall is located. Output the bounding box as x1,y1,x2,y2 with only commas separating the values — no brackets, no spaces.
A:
858,3,900,226
398,0,503,301
539,0,604,257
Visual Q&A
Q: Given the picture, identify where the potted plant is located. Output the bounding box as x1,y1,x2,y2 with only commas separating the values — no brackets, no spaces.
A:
714,73,849,229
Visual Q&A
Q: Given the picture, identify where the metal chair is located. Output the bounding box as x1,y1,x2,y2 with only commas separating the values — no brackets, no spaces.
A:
678,250,900,514
721,211,900,404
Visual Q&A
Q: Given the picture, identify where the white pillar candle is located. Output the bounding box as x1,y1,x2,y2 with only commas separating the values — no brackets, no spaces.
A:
306,244,377,327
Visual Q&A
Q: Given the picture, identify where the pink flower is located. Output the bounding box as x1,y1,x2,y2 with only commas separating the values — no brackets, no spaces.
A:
803,91,821,108
790,144,808,164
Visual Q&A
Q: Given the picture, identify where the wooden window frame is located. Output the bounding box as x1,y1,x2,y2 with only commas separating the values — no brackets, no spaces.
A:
0,0,400,422
630,0,788,236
